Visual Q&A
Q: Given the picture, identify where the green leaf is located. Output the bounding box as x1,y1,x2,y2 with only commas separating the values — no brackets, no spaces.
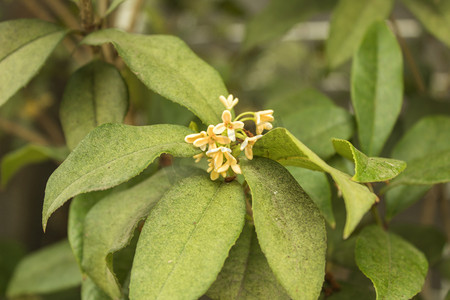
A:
207,223,290,299
351,21,403,156
60,60,128,150
390,223,446,266
241,158,326,300
104,0,126,16
82,29,227,125
129,175,245,300
42,123,199,230
285,166,335,228
389,116,450,186
1,144,68,187
400,0,450,48
82,167,199,299
243,0,334,50
355,226,428,300
7,240,82,297
0,19,68,106
268,89,354,159
326,0,393,68
81,277,110,300
332,139,406,182
253,128,377,238
0,240,26,295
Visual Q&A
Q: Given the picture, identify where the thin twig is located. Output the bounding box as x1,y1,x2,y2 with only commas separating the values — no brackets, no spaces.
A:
439,184,450,241
0,118,50,146
79,0,94,32
21,0,55,22
35,114,65,146
389,16,426,93
43,0,81,30
127,0,145,32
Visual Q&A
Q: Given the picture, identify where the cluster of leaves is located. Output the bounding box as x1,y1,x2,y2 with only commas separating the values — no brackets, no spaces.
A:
1,0,449,299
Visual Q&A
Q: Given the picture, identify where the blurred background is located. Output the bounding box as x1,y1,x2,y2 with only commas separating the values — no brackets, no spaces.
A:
0,0,449,299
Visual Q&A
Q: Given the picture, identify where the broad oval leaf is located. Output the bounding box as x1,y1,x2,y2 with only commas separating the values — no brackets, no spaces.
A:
42,123,199,230
6,240,81,297
351,21,403,156
0,19,68,106
355,226,428,300
286,166,335,228
1,144,68,187
400,0,450,48
81,277,110,300
60,60,128,150
326,0,393,68
241,157,326,300
253,128,377,238
129,175,245,300
82,29,227,125
207,223,290,299
332,139,406,182
82,168,200,299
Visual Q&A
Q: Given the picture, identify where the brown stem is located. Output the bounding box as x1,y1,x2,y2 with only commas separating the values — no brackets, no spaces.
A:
127,0,145,32
389,16,426,93
79,0,94,32
43,0,81,30
21,0,55,22
0,118,50,146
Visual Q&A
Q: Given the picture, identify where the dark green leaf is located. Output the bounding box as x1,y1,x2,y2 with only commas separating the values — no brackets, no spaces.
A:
400,0,450,48
82,168,199,299
385,185,430,221
207,223,290,299
253,128,377,238
332,139,406,182
7,240,82,297
355,226,428,300
0,240,26,295
1,144,68,187
83,29,227,125
81,277,110,300
0,19,68,106
129,175,245,299
60,60,128,150
42,123,199,230
286,166,335,227
243,0,334,50
241,158,326,299
390,223,446,266
326,0,393,68
351,21,403,156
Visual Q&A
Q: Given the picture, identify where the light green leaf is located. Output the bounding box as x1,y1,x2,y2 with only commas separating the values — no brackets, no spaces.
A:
42,123,199,230
400,0,450,48
241,158,326,300
355,226,428,300
68,191,110,270
253,128,377,238
0,19,68,106
82,167,199,299
207,223,290,300
351,21,403,156
286,166,335,228
129,175,245,300
81,277,110,300
7,240,82,297
268,89,354,159
104,0,126,16
332,139,406,182
1,144,68,187
60,60,128,150
243,0,334,50
326,0,393,68
388,115,450,186
82,29,227,125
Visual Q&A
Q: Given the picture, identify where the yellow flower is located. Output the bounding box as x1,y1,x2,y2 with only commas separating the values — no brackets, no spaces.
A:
255,110,274,134
219,94,239,110
240,135,262,160
185,125,230,151
217,151,242,174
206,146,231,170
207,158,226,180
213,110,244,142
193,153,204,163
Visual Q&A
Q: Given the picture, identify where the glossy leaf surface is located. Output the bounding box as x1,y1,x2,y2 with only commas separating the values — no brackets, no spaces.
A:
129,175,245,300
42,123,199,230
241,158,326,300
83,29,227,125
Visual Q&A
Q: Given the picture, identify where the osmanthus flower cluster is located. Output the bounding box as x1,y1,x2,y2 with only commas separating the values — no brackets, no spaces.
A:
185,94,274,180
